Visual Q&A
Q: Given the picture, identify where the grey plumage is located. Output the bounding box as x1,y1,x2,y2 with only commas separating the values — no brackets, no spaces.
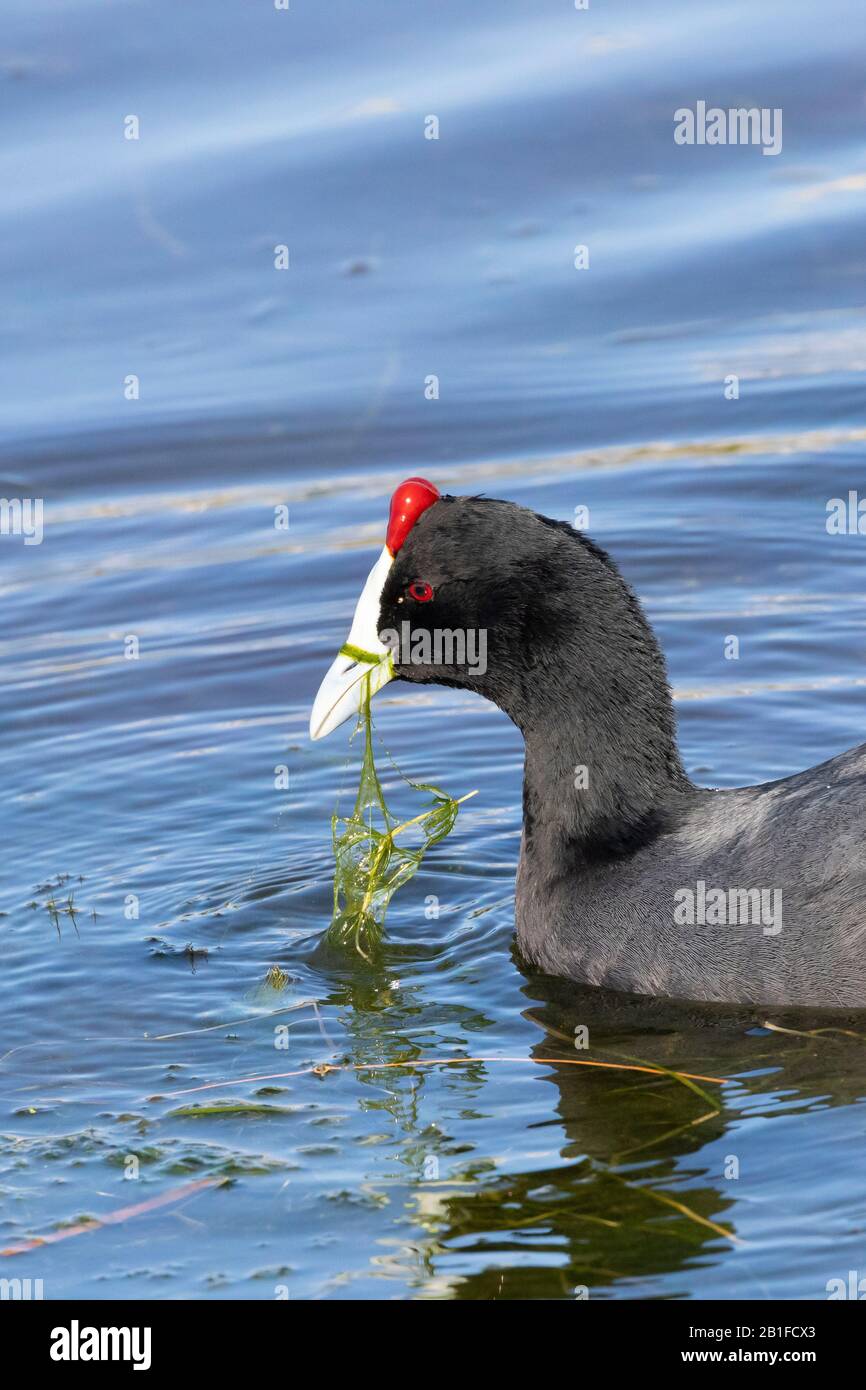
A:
379,493,866,1007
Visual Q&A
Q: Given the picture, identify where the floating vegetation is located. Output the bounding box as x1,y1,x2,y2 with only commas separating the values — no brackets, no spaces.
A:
26,875,87,939
0,1176,222,1257
168,1101,296,1119
163,1053,729,1099
263,964,290,991
325,673,476,960
147,939,209,971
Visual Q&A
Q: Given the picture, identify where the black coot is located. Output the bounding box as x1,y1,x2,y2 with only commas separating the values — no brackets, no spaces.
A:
311,481,866,1008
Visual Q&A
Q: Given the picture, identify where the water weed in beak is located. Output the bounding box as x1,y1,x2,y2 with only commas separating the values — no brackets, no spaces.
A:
325,673,476,960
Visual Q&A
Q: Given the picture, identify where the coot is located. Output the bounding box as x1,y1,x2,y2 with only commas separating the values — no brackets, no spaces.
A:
311,479,866,1008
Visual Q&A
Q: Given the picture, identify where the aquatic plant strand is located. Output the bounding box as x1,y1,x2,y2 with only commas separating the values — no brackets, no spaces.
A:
326,672,476,959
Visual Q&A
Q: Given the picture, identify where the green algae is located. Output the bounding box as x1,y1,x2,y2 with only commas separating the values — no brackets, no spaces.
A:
325,672,475,960
168,1102,295,1119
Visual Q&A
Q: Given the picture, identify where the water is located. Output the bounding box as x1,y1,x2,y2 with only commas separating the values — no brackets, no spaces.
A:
2,0,866,1300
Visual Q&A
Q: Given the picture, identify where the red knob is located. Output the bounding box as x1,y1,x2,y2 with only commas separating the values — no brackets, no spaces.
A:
386,477,440,555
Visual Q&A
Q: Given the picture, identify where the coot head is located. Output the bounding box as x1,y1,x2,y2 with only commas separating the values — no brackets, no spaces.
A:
310,479,685,829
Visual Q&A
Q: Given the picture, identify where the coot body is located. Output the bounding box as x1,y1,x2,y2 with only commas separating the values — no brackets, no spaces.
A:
311,482,866,1008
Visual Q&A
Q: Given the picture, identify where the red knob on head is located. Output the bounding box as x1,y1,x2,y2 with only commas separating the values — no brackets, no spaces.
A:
386,477,440,556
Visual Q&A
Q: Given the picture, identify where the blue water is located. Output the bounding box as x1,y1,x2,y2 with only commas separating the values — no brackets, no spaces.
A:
2,0,866,1299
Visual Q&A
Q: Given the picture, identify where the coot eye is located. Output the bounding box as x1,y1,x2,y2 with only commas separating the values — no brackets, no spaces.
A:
408,580,434,603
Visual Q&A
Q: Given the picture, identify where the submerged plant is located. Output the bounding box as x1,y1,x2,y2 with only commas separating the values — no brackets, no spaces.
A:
326,673,475,960
263,964,290,991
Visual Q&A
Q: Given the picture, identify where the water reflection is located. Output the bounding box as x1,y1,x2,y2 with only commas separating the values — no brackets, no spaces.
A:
405,973,866,1298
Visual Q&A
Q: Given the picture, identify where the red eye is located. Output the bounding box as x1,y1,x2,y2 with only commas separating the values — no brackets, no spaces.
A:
408,579,434,603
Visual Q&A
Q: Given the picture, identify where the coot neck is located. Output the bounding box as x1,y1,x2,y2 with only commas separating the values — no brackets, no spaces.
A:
515,631,691,875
